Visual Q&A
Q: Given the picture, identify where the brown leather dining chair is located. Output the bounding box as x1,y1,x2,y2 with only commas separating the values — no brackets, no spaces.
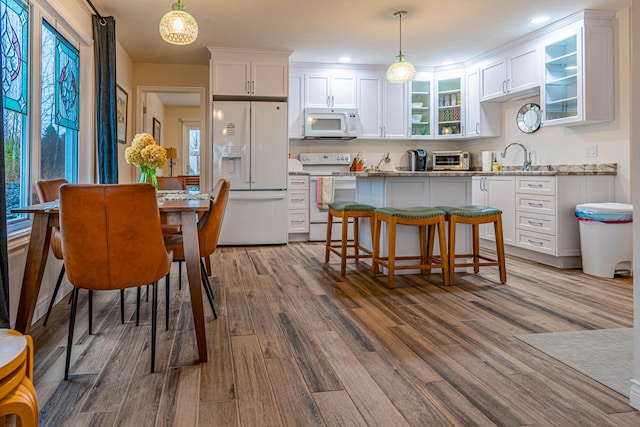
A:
59,183,173,380
35,179,127,329
163,179,230,320
157,176,186,191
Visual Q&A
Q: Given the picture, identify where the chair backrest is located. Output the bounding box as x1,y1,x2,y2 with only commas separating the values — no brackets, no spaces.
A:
59,184,173,291
197,179,230,257
157,176,186,191
35,178,68,203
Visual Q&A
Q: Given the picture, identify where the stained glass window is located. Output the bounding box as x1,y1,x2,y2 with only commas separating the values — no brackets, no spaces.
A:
41,21,78,181
2,0,29,225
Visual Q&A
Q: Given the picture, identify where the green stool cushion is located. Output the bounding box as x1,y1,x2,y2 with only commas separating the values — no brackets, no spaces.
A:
329,201,375,212
436,205,502,217
375,206,445,219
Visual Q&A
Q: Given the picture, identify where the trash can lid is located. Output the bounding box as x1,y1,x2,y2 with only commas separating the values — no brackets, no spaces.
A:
575,203,633,222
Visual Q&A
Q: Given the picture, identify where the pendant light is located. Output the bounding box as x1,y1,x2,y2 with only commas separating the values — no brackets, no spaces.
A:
159,1,199,45
386,10,416,84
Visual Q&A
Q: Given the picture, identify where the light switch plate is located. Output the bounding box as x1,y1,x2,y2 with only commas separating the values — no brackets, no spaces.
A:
585,144,598,158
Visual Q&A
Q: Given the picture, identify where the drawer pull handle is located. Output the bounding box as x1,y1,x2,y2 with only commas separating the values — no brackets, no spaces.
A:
528,202,544,208
527,183,544,188
528,239,544,246
292,220,305,224
528,220,544,227
291,198,305,202
291,180,306,185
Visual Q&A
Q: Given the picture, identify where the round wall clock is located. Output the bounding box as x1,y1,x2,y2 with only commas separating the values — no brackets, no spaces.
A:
517,103,542,133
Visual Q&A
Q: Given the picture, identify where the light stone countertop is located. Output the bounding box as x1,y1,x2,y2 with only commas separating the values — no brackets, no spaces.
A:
332,163,617,177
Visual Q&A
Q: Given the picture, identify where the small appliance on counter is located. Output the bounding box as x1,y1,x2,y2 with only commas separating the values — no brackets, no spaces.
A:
432,150,470,171
407,149,428,171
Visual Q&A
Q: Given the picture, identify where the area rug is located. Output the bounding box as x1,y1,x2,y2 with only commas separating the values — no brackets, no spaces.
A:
516,328,633,397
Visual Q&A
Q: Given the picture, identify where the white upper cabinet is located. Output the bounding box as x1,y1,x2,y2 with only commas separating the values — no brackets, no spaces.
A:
541,11,614,126
435,71,464,138
480,44,539,102
209,48,291,97
409,74,433,139
358,74,408,139
305,72,357,108
288,72,304,138
466,67,501,138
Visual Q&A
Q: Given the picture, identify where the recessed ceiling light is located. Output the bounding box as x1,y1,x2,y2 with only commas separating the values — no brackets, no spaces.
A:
530,16,551,24
339,56,351,63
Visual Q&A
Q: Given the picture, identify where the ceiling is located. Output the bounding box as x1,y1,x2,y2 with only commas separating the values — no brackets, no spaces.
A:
90,0,630,68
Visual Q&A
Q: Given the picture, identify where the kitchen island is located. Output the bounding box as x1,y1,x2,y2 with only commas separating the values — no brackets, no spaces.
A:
338,163,617,271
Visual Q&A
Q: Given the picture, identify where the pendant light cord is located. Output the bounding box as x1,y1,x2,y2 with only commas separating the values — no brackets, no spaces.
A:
398,13,403,56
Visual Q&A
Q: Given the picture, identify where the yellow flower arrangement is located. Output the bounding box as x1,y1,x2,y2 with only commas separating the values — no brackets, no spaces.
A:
124,133,167,169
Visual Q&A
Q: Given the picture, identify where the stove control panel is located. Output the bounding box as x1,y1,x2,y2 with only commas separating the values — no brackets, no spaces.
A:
299,152,351,165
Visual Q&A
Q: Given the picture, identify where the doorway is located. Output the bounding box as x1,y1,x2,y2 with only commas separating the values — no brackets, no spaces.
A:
135,85,208,187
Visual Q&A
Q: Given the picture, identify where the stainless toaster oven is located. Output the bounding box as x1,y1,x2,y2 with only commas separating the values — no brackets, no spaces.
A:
431,151,470,171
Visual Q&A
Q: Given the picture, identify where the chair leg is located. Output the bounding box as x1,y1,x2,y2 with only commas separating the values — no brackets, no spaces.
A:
165,274,170,331
325,210,334,263
146,284,150,302
494,215,507,283
151,282,158,373
340,214,348,275
205,256,212,276
65,287,80,380
372,215,380,277
387,219,397,289
200,259,218,319
472,223,480,273
178,261,182,290
354,216,360,259
120,289,125,324
44,264,66,326
448,216,457,285
437,220,450,285
88,290,93,335
136,287,141,326
419,225,428,275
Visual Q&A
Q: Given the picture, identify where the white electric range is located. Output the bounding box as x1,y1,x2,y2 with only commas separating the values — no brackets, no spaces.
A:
299,153,356,241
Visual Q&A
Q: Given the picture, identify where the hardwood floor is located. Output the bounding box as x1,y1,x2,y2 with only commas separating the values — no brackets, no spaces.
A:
28,242,639,426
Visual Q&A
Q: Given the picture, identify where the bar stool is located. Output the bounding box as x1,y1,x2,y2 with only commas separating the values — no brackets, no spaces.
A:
437,205,507,284
371,207,449,288
0,329,38,427
325,201,375,275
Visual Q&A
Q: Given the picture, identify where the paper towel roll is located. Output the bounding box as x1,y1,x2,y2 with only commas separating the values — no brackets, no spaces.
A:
482,151,492,172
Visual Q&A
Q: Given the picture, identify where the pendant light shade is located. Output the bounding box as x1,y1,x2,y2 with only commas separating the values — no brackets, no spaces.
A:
386,11,416,84
159,1,198,45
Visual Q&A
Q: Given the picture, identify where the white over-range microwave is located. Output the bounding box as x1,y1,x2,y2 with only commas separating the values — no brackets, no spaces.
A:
303,108,358,140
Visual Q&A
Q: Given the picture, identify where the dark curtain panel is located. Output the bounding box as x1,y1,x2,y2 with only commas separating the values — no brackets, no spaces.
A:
0,17,11,328
93,15,118,184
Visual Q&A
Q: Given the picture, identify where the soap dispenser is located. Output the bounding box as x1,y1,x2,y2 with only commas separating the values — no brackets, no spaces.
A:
492,156,500,171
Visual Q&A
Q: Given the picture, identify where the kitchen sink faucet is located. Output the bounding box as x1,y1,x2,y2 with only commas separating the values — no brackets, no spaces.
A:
501,142,532,171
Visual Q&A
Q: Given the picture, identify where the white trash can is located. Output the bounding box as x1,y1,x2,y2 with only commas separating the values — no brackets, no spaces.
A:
575,203,633,278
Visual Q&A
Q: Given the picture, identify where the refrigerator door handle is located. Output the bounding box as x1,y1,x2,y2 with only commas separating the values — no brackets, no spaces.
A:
243,106,251,184
229,192,287,201
250,106,256,184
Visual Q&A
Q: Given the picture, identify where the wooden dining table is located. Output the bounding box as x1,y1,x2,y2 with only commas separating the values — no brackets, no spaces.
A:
11,192,210,363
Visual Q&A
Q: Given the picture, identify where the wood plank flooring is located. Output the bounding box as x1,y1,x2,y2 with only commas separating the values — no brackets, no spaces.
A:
27,242,639,426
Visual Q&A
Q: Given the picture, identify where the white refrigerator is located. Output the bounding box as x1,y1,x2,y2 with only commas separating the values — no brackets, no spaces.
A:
212,101,288,245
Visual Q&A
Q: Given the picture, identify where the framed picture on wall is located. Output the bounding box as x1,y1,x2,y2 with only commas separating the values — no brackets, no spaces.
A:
153,117,161,143
116,85,128,144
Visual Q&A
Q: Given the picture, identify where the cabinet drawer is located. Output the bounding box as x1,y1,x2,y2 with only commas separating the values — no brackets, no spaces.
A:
288,210,309,233
516,194,556,215
516,229,556,255
288,175,309,190
516,211,556,235
516,176,556,196
288,190,309,210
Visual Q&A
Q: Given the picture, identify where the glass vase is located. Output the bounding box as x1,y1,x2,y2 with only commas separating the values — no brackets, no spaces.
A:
139,165,158,190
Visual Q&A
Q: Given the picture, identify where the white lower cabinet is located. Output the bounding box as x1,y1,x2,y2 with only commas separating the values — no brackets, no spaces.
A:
472,176,515,245
288,175,309,234
474,174,614,265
